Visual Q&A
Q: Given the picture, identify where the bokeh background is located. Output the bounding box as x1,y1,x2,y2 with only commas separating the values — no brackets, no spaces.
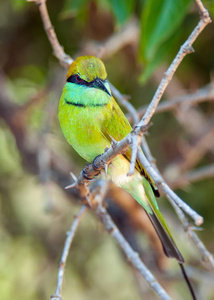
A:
0,0,214,299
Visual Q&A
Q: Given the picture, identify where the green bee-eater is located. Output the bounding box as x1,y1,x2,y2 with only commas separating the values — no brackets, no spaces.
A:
58,55,183,262
58,56,197,298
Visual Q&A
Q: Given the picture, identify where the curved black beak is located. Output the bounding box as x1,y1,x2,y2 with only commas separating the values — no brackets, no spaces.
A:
92,78,111,96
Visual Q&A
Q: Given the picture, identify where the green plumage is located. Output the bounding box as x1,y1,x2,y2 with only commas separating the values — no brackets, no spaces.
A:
58,56,184,263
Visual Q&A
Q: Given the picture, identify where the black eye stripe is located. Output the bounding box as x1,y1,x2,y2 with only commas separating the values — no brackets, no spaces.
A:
67,75,107,85
66,75,111,96
67,75,89,86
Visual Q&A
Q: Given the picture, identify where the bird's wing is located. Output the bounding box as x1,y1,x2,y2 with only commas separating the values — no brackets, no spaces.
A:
101,97,159,196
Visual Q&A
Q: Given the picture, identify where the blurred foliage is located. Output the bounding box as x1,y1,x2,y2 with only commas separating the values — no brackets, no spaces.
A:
0,0,214,300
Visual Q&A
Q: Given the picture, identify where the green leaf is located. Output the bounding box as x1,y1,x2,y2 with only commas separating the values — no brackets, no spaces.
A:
107,0,135,24
10,0,26,11
62,0,88,17
139,26,181,83
139,0,192,81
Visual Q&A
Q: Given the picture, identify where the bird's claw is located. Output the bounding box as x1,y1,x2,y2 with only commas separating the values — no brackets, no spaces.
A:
83,164,94,180
92,155,102,171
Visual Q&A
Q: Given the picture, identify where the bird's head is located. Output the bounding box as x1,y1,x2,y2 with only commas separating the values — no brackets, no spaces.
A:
66,56,111,96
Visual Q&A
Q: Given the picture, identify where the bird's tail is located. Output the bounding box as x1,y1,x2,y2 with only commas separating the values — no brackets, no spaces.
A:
142,177,184,262
142,178,197,300
146,210,184,262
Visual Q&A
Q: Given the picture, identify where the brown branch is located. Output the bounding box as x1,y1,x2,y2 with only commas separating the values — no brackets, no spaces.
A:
27,0,73,67
51,205,88,300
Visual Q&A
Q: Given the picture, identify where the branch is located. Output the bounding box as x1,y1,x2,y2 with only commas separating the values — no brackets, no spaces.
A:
27,0,73,67
51,205,88,300
168,164,214,190
136,83,214,118
95,204,172,300
169,200,214,267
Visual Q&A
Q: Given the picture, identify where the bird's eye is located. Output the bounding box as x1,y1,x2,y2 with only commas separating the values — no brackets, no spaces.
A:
76,75,83,83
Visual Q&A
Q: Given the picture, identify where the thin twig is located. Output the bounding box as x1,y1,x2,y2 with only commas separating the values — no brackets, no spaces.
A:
169,200,214,267
137,150,203,226
168,164,214,189
27,0,73,67
136,83,214,118
95,204,172,300
51,205,88,300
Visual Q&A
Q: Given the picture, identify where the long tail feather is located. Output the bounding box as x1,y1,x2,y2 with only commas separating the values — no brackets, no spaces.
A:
179,263,197,300
146,212,197,299
146,211,184,263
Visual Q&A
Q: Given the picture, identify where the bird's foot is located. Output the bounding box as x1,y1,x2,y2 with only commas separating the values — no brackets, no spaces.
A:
92,155,102,171
83,161,101,181
93,155,108,176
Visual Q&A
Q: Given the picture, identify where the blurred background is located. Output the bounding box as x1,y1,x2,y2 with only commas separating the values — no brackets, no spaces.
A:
0,0,214,299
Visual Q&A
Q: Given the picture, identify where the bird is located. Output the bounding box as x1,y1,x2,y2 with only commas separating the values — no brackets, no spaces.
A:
58,56,195,298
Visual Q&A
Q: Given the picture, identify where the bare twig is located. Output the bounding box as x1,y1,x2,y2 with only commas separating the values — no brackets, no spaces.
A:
51,205,88,300
95,204,172,300
168,164,214,190
136,83,214,118
27,0,73,67
169,200,214,267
